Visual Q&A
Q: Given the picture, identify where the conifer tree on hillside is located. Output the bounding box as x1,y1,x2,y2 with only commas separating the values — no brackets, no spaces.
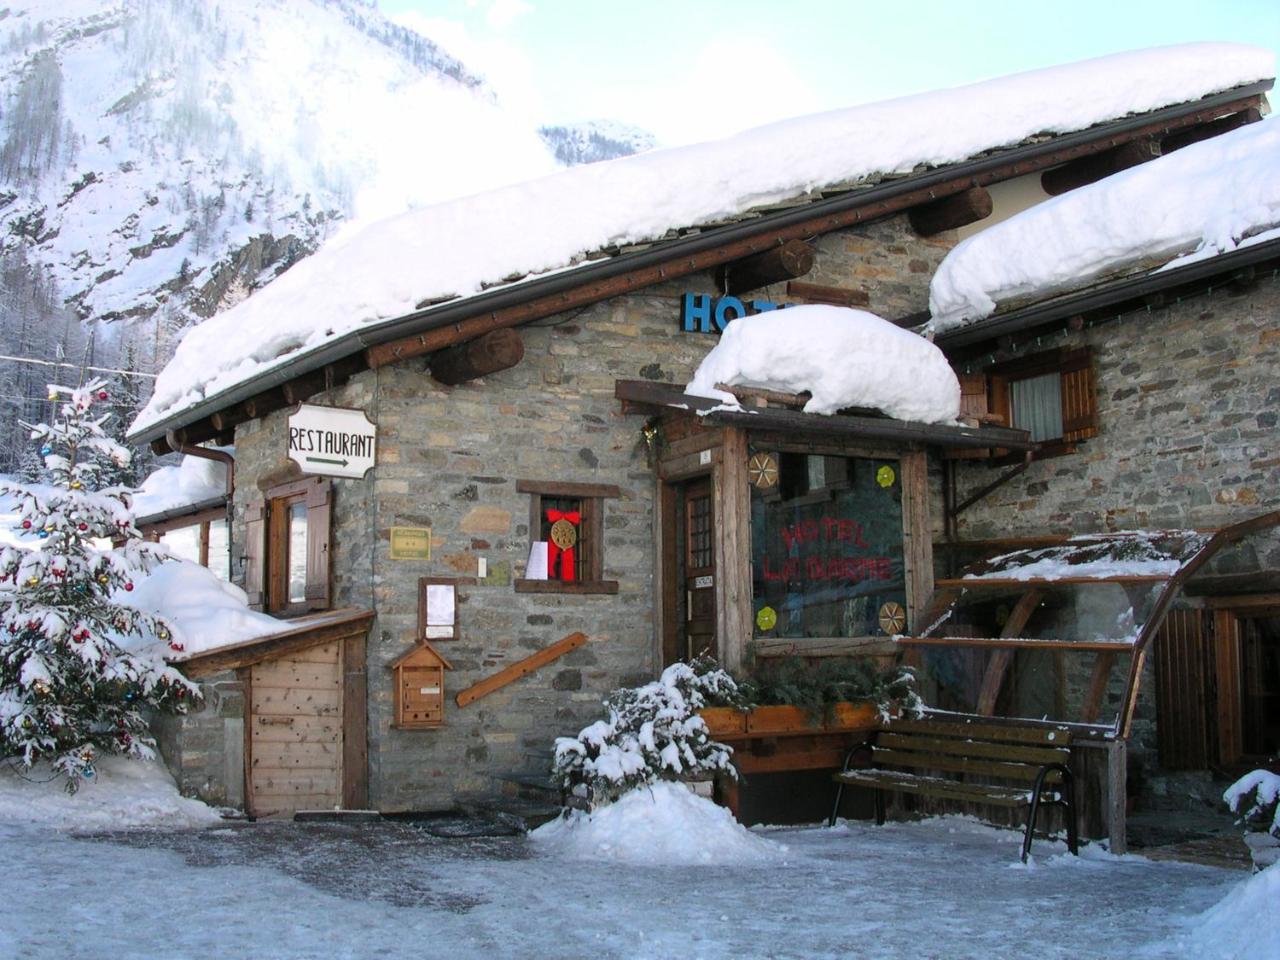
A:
0,378,197,790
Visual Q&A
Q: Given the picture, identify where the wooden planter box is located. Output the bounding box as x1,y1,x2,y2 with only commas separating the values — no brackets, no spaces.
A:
700,701,880,738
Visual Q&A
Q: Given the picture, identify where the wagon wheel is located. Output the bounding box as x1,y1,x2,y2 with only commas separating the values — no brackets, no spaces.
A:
748,452,778,490
878,601,906,635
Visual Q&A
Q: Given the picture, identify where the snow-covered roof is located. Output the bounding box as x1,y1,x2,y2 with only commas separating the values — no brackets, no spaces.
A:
130,43,1275,438
961,531,1210,582
131,455,229,522
928,116,1280,333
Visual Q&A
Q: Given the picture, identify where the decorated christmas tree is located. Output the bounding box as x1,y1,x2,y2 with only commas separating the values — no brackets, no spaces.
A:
0,378,198,791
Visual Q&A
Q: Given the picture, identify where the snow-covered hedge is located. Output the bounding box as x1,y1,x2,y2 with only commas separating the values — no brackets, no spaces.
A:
552,660,743,805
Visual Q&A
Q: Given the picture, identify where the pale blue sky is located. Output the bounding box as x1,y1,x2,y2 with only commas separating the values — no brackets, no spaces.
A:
379,0,1279,145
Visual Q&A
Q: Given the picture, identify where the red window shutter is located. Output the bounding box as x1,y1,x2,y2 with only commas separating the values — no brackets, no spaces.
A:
243,497,266,611
304,479,332,610
1060,347,1098,441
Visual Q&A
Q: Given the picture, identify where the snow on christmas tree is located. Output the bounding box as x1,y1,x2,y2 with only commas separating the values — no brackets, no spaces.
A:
0,378,198,791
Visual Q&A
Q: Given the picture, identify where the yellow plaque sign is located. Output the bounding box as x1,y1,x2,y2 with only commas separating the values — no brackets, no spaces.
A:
390,526,432,561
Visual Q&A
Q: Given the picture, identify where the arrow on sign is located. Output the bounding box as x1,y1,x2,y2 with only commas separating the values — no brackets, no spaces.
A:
307,456,350,467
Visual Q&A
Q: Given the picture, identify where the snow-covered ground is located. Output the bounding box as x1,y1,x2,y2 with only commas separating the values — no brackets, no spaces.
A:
0,767,1271,960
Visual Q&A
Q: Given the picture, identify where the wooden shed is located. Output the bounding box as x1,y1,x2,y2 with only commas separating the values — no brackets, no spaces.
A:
177,608,374,819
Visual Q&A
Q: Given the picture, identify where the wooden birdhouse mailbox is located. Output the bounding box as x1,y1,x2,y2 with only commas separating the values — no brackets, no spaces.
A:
390,642,452,729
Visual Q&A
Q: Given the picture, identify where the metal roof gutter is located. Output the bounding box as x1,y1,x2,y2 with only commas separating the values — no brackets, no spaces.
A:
129,80,1273,446
934,235,1280,354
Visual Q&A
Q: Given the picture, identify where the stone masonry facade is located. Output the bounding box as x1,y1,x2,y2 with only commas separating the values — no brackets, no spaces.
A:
214,214,952,812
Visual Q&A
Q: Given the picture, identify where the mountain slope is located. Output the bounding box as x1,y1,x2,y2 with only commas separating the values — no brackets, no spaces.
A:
0,0,559,332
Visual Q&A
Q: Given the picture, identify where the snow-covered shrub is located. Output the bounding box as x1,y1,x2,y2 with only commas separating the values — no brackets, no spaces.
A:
553,659,742,805
1225,768,1280,836
1225,767,1280,872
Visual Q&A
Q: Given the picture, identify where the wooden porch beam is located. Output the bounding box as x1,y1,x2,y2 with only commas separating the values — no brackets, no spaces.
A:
976,589,1043,715
907,186,993,237
713,239,815,296
429,328,524,385
1041,138,1161,196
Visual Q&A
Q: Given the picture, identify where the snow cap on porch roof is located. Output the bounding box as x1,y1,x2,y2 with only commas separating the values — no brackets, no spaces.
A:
129,43,1275,441
927,114,1280,335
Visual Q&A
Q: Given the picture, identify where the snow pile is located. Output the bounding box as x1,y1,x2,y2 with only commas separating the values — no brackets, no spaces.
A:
0,754,222,831
531,781,782,865
1181,864,1280,960
131,454,228,518
928,118,1280,333
685,305,961,422
117,561,282,659
132,43,1274,434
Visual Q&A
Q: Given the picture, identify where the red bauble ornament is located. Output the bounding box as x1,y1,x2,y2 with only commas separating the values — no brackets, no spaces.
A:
21,520,31,529
78,523,88,531
124,582,134,591
98,391,108,401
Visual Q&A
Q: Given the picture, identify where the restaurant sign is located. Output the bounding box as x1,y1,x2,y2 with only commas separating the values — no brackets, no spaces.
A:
287,404,377,479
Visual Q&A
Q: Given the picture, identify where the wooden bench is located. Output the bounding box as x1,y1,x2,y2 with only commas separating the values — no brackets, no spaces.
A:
828,718,1079,862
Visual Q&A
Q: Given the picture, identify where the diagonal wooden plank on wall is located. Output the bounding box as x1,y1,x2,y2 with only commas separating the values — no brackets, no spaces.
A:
455,632,588,708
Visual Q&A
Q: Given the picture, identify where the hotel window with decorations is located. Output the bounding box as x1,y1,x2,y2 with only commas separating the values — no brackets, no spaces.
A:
749,451,908,640
515,480,620,594
243,476,332,615
957,347,1098,458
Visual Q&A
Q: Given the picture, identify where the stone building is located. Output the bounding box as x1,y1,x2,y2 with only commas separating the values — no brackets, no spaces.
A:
129,47,1276,831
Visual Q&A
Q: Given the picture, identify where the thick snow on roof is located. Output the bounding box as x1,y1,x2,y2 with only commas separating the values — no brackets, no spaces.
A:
685,305,960,422
928,116,1280,333
131,454,228,519
132,43,1274,435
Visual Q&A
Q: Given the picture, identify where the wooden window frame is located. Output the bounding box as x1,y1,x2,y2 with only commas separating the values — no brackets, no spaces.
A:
514,479,621,595
979,347,1098,461
244,476,332,615
144,506,228,573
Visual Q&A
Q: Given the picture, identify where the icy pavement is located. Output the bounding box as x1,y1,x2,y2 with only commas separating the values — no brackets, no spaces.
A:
1,815,1248,960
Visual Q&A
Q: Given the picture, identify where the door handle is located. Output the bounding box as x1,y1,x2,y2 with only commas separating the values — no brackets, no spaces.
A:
257,716,295,725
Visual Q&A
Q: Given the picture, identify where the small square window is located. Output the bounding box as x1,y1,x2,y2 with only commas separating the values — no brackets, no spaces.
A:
515,480,621,595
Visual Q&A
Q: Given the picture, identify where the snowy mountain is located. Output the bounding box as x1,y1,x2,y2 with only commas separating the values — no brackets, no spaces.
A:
538,120,657,166
0,0,560,332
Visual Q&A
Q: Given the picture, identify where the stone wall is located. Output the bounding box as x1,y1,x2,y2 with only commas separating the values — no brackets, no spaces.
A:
152,672,244,809
949,275,1280,539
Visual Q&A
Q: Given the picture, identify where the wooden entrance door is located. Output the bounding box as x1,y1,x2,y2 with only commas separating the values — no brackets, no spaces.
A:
682,478,717,662
248,641,343,818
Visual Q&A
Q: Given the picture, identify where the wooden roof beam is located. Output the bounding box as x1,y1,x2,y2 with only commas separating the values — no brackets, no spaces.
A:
429,328,524,386
785,281,870,307
908,186,993,237
1041,138,1161,196
712,238,815,296
1161,105,1263,153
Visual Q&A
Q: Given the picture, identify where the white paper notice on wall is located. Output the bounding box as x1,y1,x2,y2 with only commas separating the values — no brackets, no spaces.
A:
425,584,455,638
526,541,549,580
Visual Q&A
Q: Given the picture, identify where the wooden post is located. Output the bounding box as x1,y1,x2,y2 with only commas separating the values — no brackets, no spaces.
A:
899,451,933,634
714,239,815,296
907,187,993,236
341,630,369,810
1106,738,1127,854
714,428,752,673
1213,609,1242,765
429,328,525,386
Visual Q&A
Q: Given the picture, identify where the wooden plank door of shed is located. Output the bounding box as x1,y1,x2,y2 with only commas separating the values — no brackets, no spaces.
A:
248,641,343,818
682,478,717,663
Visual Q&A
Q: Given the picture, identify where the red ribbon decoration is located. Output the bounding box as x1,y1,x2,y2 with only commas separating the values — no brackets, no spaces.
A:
545,509,581,582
